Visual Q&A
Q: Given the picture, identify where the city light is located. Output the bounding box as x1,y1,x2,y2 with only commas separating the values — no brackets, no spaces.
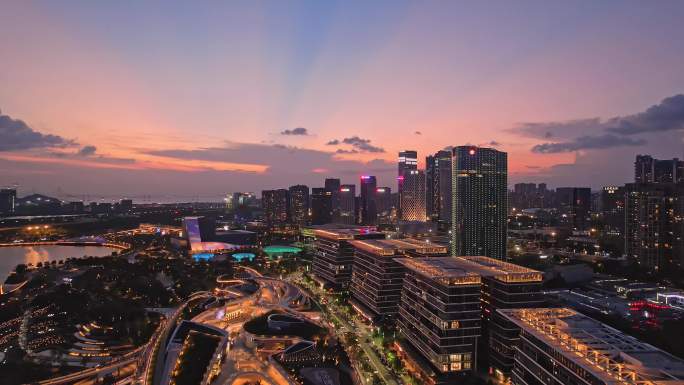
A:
1,6,683,385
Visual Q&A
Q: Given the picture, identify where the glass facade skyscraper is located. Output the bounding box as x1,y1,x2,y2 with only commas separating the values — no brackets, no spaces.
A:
451,146,507,259
288,184,309,226
398,150,418,217
400,170,427,222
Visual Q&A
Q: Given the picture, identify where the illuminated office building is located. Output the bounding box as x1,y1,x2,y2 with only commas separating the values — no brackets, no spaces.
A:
398,150,418,217
288,184,310,225
262,189,289,225
498,308,684,385
395,256,542,383
635,154,684,184
624,182,684,271
461,257,543,376
395,257,482,382
400,169,427,222
451,146,507,258
349,239,448,322
601,186,626,236
310,225,384,290
426,150,452,222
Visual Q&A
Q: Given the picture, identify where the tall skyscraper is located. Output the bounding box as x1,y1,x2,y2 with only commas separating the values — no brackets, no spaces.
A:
398,150,418,217
310,187,332,225
360,175,377,225
451,146,507,258
262,189,289,225
624,182,684,271
0,188,17,215
288,185,310,225
400,170,427,222
601,186,626,236
325,178,341,222
635,154,684,183
337,184,356,225
426,150,452,222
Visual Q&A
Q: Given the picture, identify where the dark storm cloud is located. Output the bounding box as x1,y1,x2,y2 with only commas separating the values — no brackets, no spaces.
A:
0,109,73,151
326,139,340,145
341,136,385,153
605,94,684,135
531,134,646,153
77,145,97,156
519,94,684,155
512,118,601,140
280,127,309,136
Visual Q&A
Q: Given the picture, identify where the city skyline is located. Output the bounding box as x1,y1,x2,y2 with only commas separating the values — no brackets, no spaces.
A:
2,2,684,199
3,3,684,385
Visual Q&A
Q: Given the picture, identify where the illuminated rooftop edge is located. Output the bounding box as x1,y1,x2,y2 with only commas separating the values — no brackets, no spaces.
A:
349,239,448,256
396,256,542,284
498,308,684,385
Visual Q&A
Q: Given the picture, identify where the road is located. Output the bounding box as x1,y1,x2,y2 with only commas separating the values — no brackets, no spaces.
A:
288,275,399,385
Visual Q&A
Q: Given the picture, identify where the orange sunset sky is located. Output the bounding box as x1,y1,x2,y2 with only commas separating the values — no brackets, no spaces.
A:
2,1,684,201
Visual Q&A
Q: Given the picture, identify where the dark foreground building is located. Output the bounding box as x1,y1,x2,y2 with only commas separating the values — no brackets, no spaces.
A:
396,257,482,383
394,256,542,384
498,308,684,385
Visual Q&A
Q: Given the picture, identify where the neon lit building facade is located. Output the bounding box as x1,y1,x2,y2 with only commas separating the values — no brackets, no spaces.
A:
400,169,427,222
